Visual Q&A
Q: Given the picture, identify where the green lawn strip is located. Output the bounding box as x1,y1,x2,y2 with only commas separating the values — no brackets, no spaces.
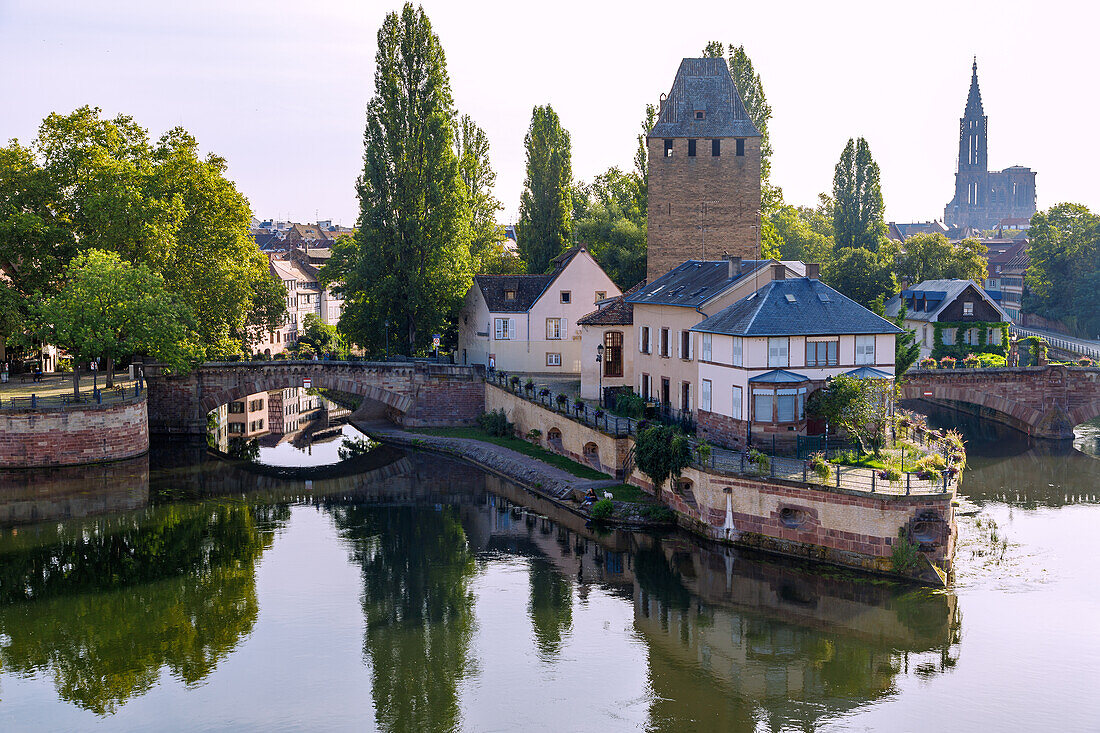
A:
603,483,652,503
830,451,921,472
410,427,608,479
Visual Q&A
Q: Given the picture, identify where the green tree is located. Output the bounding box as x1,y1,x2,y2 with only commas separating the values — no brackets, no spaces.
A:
456,114,508,273
517,104,573,274
807,374,883,455
768,203,835,265
1024,203,1100,337
633,424,692,491
0,108,283,361
296,312,344,358
703,43,780,210
574,167,647,288
634,103,658,211
38,249,190,396
833,138,886,251
823,247,897,310
887,233,988,284
894,305,921,375
324,4,472,355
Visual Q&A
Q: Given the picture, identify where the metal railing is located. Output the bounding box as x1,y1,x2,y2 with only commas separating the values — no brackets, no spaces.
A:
0,382,144,410
1012,326,1100,360
489,370,638,436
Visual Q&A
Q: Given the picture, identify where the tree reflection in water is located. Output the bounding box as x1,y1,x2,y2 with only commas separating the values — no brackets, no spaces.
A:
0,502,285,715
527,558,573,659
328,504,476,733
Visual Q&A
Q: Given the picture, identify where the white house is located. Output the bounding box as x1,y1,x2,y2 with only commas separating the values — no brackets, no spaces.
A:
691,274,901,450
885,279,1009,359
457,247,621,374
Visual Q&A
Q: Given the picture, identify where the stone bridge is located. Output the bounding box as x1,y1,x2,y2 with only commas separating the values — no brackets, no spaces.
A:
901,365,1100,439
144,360,485,436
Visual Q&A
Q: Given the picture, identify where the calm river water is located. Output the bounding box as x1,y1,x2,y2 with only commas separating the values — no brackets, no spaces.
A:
1,412,1099,732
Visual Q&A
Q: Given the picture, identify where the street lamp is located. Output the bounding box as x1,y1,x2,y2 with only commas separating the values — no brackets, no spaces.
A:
596,342,605,408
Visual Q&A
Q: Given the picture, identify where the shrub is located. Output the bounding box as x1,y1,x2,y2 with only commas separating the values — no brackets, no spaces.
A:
961,354,980,368
919,357,938,369
808,452,831,481
748,448,770,473
509,375,521,389
477,408,513,437
634,424,692,490
639,504,676,522
614,391,645,419
879,467,902,482
891,528,920,574
976,353,1006,368
555,393,569,408
539,387,551,398
526,428,542,442
524,378,535,393
589,499,614,521
1080,357,1094,367
695,440,713,465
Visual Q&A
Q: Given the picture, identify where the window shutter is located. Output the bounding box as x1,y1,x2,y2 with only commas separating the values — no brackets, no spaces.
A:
647,328,653,354
688,333,694,360
639,327,644,353
677,332,683,359
508,319,516,340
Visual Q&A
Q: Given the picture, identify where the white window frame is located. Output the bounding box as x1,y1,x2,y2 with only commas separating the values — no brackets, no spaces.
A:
494,318,516,340
855,335,876,365
731,385,742,421
546,318,563,340
768,337,789,368
701,379,712,412
963,301,974,316
701,333,712,362
546,352,562,366
731,336,743,367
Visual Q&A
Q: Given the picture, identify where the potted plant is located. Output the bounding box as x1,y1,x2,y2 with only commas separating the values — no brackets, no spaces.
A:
939,355,957,369
510,375,521,390
573,398,586,415
696,440,713,465
593,409,605,420
1079,357,1094,367
919,357,937,369
748,448,770,474
524,378,535,395
878,467,902,483
555,393,569,410
808,452,831,482
962,354,980,368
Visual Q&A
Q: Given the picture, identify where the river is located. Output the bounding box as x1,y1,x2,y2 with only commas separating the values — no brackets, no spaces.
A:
0,412,1098,732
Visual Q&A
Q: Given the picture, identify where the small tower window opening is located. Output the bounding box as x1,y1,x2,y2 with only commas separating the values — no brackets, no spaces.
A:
694,110,705,120
712,139,720,156
664,139,673,157
736,138,745,156
687,139,697,157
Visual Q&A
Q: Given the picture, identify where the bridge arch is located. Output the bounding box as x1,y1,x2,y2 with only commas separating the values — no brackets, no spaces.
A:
198,371,411,418
899,381,1043,431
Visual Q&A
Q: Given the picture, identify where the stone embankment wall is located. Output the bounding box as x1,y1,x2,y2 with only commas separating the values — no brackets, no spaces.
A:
0,396,149,468
485,384,954,582
0,453,149,524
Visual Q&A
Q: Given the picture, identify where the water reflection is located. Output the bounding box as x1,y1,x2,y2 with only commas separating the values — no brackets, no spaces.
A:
0,448,960,731
0,501,286,714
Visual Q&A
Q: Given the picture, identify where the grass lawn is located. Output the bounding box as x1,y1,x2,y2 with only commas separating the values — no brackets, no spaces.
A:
411,427,608,480
831,451,922,472
603,483,652,503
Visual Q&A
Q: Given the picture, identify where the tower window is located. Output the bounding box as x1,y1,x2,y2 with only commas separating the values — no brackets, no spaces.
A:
712,139,720,156
664,139,673,157
694,110,705,120
736,139,745,156
687,139,697,157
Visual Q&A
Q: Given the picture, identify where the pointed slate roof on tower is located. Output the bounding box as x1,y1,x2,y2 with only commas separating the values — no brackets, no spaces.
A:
965,57,984,116
649,57,761,139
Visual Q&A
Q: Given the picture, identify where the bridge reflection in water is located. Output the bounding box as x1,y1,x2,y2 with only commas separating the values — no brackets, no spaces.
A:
0,445,959,731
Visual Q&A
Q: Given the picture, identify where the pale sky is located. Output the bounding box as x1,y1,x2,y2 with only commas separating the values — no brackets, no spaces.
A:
2,0,1097,228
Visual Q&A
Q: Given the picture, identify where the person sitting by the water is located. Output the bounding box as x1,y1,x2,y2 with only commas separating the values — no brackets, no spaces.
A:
583,488,598,505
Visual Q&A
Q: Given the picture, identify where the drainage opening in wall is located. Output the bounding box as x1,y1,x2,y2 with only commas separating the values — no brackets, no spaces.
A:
912,521,940,544
779,506,806,529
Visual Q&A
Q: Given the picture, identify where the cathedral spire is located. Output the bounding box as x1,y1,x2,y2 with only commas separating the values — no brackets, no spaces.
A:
965,57,984,116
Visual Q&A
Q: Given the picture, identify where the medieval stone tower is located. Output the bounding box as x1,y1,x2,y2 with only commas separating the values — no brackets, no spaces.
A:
944,59,1036,230
646,57,762,281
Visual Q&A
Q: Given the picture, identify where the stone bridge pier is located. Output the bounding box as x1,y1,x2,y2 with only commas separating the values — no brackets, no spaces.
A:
901,365,1100,439
144,360,485,436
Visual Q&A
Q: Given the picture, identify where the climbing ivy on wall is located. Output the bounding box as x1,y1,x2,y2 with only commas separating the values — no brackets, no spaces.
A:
931,321,1009,360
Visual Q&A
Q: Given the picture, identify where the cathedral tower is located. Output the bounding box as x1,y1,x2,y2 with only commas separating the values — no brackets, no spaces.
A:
646,58,762,280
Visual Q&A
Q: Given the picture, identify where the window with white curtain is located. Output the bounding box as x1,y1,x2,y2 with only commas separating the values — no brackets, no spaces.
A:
855,335,876,364
768,337,789,368
701,379,712,411
701,333,712,362
731,385,742,420
731,337,743,366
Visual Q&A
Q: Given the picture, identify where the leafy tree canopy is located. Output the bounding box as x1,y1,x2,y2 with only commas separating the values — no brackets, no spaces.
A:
574,166,647,289
833,138,886,251
633,423,692,490
885,233,988,284
823,246,897,310
1024,203,1100,338
517,104,573,274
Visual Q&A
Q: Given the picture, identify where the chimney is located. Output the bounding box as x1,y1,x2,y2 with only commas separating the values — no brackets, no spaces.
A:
772,263,786,281
807,263,820,280
726,255,742,279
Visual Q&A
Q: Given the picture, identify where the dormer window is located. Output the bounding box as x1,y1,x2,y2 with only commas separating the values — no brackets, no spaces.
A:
504,289,516,301
694,110,705,120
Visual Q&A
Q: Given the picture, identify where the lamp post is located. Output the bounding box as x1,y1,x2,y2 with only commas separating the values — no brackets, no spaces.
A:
596,342,605,409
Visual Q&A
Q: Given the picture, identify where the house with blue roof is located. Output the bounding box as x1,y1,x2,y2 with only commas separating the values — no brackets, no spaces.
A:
619,257,807,415
688,271,902,450
884,279,1009,359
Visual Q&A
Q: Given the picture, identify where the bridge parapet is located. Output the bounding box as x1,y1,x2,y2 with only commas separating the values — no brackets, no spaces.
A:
901,365,1100,439
144,360,485,436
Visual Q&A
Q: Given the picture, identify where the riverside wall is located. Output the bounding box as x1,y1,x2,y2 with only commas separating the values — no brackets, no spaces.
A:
485,384,954,584
0,396,149,468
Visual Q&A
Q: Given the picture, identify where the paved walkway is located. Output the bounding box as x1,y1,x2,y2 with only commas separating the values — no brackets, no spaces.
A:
356,421,619,502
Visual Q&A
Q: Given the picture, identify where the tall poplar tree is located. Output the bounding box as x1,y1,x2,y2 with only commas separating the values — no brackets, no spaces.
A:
326,3,472,354
455,114,505,272
832,137,887,251
703,43,779,210
516,105,572,274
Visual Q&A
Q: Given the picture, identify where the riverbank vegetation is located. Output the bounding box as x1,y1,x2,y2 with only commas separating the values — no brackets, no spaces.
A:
411,426,607,479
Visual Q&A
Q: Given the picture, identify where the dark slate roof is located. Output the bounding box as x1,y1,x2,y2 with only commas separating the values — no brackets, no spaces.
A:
254,233,281,251
650,58,761,139
625,259,770,308
749,369,810,384
885,279,1008,323
475,274,556,313
692,278,903,337
577,280,646,327
845,366,893,380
